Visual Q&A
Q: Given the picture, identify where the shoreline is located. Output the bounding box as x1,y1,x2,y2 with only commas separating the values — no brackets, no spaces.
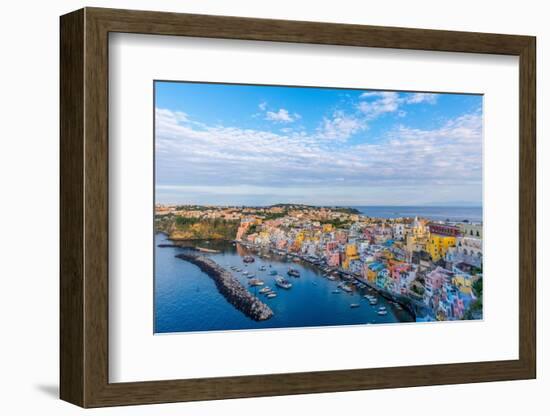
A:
236,240,419,321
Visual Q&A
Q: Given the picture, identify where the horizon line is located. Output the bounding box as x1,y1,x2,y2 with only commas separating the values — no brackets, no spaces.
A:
155,203,482,208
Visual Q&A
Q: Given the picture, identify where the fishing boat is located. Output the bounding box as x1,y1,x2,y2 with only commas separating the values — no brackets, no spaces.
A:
267,293,277,298
287,268,300,277
248,278,264,287
350,303,360,308
259,287,271,294
275,277,292,289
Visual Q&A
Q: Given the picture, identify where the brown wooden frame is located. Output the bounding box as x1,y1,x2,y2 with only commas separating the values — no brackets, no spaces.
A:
60,7,536,408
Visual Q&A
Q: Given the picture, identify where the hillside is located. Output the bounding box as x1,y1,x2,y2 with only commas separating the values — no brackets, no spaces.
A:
155,215,239,240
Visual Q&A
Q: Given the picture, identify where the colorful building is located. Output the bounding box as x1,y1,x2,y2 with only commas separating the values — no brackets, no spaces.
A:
427,224,459,261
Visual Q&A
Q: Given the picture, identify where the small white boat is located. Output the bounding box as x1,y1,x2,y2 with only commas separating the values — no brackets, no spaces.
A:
377,309,388,316
350,303,360,308
275,277,292,289
340,284,353,293
259,287,271,294
267,293,277,298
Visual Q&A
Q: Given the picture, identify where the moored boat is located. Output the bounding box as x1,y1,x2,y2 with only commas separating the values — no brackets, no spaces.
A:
339,284,352,293
350,303,360,308
275,277,292,289
287,268,300,277
248,278,264,287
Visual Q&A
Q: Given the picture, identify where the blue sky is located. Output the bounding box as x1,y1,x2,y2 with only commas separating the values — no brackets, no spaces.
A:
155,81,482,206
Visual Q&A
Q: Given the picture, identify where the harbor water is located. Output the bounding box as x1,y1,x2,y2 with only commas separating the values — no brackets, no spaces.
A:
154,233,414,334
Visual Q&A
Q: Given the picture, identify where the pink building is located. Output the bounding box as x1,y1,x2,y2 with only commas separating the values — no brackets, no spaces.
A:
325,241,338,253
391,263,410,284
425,267,451,294
452,298,465,318
276,239,287,250
327,251,340,267
335,231,348,245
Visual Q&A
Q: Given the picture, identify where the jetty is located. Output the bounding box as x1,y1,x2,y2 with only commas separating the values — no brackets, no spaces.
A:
195,246,221,253
175,253,274,321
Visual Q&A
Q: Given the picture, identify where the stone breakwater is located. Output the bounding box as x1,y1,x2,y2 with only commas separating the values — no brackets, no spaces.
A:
175,253,274,321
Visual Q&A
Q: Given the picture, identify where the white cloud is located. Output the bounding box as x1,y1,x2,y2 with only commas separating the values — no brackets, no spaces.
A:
155,106,481,205
265,108,300,123
357,91,438,119
405,93,438,104
258,101,267,111
316,111,365,141
357,91,401,118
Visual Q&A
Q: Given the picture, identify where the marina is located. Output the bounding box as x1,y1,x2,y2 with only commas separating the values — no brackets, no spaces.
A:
155,233,414,333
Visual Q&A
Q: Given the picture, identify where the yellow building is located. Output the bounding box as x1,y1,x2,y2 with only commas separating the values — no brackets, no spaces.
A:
345,244,359,260
428,234,457,261
367,267,377,282
322,224,334,233
342,244,359,270
452,274,473,295
342,258,350,270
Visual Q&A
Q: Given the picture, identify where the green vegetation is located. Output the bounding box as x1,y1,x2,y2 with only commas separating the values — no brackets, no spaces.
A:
261,211,288,221
472,277,483,297
411,282,425,296
330,206,361,214
463,276,483,320
320,218,351,229
175,216,200,226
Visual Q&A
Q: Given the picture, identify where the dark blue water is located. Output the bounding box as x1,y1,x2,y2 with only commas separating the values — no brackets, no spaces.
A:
154,233,413,333
352,206,482,223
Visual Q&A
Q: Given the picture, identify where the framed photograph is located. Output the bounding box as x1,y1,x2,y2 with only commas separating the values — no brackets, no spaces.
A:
60,7,536,407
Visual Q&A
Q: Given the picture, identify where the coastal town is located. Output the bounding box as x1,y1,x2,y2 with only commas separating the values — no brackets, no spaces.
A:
156,203,483,322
